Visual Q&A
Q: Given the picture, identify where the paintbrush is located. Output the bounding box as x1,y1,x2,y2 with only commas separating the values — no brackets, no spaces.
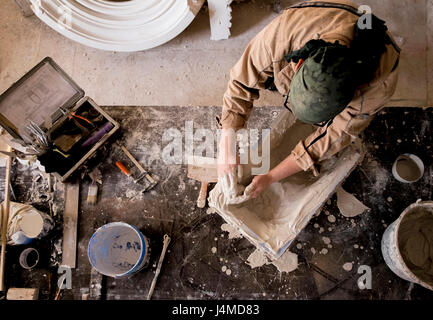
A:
86,182,98,205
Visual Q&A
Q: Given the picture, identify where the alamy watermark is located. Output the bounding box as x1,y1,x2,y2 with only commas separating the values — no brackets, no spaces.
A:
58,266,72,290
357,265,372,290
358,5,373,30
161,121,270,175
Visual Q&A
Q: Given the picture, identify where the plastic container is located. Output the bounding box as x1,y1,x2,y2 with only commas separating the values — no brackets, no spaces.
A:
381,201,433,291
88,222,150,278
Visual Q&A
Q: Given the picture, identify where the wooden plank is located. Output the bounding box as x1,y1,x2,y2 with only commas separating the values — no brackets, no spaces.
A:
61,181,80,268
14,0,34,17
7,288,39,300
0,146,12,292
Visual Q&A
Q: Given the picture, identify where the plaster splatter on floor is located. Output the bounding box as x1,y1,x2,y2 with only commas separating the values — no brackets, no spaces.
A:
271,251,298,273
226,269,232,276
246,249,268,269
336,186,370,217
328,215,336,223
320,248,328,255
211,247,217,254
314,223,319,229
246,249,298,273
220,223,243,239
221,266,227,272
319,227,325,234
296,243,303,249
322,237,331,245
124,189,143,201
311,248,317,255
343,262,353,271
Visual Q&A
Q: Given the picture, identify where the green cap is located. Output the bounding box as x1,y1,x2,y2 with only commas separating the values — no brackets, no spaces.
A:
288,45,358,124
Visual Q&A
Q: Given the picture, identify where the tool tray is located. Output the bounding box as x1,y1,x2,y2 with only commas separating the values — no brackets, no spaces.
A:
0,57,120,181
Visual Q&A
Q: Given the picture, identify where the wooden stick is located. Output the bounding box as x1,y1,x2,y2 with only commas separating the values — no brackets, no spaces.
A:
54,276,65,300
0,146,12,292
146,234,171,300
61,181,80,268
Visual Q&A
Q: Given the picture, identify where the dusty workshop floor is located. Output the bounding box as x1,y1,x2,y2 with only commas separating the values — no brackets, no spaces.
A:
0,0,433,107
2,105,432,300
0,0,433,301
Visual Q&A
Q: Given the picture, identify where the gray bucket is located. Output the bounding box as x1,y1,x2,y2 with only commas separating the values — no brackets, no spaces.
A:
88,222,150,278
381,201,433,291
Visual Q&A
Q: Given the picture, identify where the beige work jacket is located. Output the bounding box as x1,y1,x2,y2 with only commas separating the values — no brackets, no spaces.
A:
220,0,400,172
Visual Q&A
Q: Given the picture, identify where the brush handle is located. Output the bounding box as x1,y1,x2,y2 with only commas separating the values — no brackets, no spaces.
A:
146,234,171,300
81,122,114,148
197,182,208,208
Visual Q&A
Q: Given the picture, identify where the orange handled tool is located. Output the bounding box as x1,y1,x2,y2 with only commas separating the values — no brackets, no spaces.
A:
116,161,131,176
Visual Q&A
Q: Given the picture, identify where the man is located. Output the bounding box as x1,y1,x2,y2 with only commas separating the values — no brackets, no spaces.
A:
217,0,400,198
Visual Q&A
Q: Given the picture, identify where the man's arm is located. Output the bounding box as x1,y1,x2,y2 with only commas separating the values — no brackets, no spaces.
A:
218,17,278,176
220,20,277,130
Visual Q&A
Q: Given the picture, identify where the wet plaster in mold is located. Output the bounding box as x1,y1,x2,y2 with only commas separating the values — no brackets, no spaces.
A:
209,111,364,259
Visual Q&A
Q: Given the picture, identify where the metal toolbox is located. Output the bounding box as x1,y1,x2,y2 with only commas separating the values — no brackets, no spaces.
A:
0,57,120,182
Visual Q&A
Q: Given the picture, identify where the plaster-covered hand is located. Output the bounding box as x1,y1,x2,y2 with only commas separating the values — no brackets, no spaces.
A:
248,174,273,199
247,153,303,198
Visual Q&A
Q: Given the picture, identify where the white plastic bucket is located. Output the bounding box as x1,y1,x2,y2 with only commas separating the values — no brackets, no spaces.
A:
88,222,150,278
381,201,433,291
7,202,54,245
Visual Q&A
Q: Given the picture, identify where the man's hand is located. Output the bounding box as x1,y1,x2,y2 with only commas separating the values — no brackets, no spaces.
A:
246,154,303,198
248,174,273,199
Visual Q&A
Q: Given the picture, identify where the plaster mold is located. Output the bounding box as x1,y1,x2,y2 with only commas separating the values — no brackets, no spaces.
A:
208,0,233,40
209,111,364,259
29,0,204,52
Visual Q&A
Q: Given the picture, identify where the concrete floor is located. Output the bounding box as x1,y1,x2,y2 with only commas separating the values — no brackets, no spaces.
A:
2,106,433,300
1,0,433,301
0,0,432,107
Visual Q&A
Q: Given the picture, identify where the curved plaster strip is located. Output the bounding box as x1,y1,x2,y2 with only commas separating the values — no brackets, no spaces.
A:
29,0,204,52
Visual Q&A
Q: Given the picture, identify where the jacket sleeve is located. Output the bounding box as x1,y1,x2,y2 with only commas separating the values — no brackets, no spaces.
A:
291,48,400,172
220,22,276,129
